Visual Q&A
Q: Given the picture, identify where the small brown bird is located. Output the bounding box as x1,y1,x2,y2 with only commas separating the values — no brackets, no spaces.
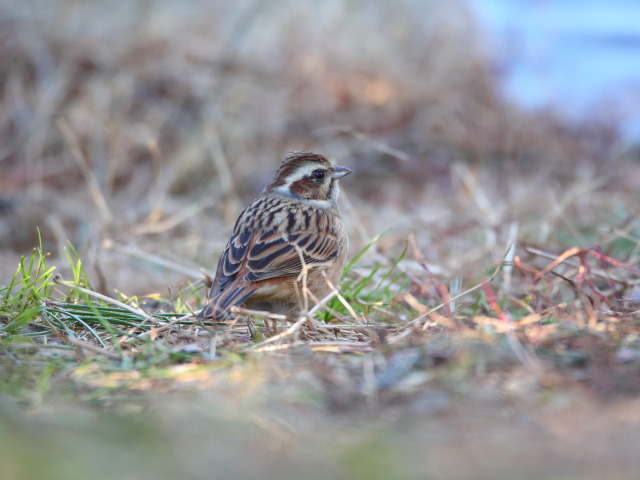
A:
198,151,351,321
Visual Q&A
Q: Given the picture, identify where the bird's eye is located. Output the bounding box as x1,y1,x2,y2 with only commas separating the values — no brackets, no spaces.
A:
311,169,326,181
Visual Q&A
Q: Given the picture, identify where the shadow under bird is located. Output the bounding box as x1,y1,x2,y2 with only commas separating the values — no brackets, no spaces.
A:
198,151,352,322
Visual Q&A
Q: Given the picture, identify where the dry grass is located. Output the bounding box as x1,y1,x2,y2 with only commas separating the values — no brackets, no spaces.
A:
2,1,640,479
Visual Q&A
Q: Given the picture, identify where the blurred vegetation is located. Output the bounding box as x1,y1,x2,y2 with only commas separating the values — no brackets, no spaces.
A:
1,1,640,479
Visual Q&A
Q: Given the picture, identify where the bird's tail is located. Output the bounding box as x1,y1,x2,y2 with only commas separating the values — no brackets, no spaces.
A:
197,285,256,321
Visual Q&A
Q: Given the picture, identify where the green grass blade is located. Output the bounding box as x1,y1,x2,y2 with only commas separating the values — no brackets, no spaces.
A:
343,229,390,274
1,306,45,334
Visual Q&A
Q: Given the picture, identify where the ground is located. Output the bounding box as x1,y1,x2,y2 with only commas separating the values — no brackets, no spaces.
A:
1,1,640,479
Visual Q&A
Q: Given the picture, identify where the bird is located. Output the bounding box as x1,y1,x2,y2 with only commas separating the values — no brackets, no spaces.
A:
198,151,351,322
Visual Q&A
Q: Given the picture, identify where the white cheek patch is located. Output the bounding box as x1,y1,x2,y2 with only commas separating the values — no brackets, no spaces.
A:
274,184,295,196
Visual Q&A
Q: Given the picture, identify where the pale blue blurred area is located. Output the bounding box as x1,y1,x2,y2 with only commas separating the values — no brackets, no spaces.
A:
465,0,640,142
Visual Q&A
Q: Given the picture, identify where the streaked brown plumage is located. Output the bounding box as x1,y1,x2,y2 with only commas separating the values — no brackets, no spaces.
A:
198,151,351,321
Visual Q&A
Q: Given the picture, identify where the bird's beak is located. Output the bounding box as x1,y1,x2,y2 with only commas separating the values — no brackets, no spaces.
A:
332,166,352,179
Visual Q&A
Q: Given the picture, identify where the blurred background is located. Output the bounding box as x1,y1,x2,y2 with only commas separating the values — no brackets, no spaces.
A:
0,0,638,296
467,0,640,140
3,2,640,479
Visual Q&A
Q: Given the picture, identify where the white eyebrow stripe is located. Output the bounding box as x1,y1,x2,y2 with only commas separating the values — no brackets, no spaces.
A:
282,164,328,184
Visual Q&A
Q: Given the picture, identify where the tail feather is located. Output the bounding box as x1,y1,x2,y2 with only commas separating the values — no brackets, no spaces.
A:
198,284,256,320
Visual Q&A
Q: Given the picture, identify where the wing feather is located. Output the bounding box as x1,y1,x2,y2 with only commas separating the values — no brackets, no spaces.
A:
243,229,339,282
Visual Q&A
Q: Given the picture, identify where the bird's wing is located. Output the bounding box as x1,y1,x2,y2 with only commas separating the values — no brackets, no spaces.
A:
243,229,339,282
214,228,339,294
